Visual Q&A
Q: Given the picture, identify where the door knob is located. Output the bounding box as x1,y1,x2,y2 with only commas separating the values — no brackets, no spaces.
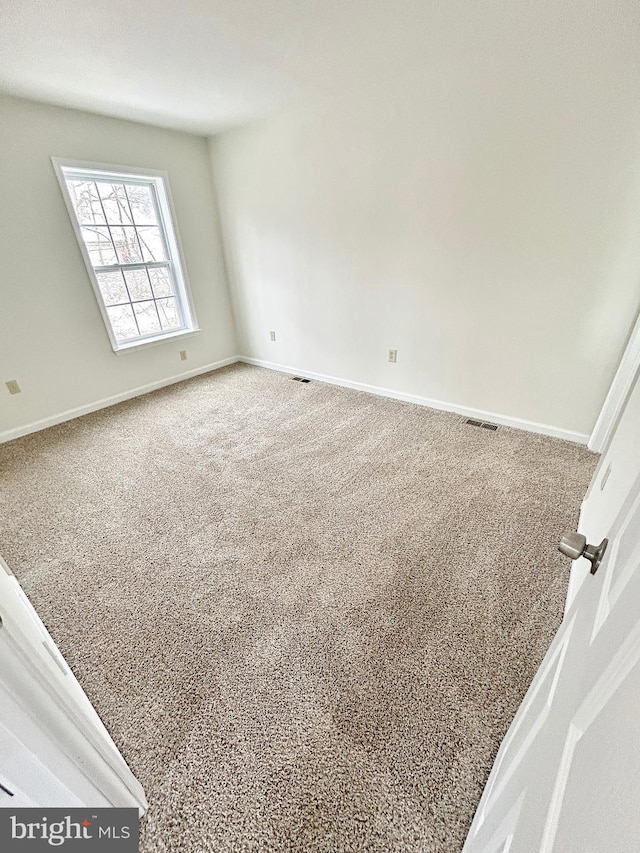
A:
558,531,608,575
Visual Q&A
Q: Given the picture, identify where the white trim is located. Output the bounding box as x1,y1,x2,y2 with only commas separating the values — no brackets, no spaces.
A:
51,157,199,353
588,311,640,453
114,326,201,354
240,357,589,444
0,357,239,444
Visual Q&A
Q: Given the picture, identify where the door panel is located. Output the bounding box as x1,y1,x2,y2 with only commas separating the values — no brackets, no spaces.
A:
566,369,640,614
591,487,640,641
477,619,575,833
483,793,523,853
464,463,640,853
552,664,640,853
0,555,147,810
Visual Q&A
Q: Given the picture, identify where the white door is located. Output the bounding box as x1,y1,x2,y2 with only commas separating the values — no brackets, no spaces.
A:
0,555,147,811
463,460,640,850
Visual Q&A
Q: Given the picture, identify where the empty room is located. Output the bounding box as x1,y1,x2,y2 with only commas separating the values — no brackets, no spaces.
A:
1,1,640,851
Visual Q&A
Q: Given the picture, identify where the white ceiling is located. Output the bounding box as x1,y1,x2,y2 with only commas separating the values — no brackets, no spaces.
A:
1,0,639,136
0,0,302,133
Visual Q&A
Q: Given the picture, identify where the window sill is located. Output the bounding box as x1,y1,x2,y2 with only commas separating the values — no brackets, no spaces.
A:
113,327,201,355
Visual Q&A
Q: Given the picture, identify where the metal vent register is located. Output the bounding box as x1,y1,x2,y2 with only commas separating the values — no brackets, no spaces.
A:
465,418,499,431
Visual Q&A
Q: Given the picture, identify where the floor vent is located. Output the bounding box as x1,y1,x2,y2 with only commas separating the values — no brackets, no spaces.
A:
291,377,311,383
465,418,499,431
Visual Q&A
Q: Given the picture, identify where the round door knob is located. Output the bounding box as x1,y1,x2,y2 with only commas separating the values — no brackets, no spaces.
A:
558,530,608,575
559,531,588,560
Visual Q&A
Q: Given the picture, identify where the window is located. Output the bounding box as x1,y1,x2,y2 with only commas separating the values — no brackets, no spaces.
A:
53,160,198,351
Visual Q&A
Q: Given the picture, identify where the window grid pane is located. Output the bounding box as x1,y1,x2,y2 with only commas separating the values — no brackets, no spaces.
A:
81,226,118,266
111,226,144,264
148,266,173,298
96,270,129,306
124,183,157,225
100,263,182,342
156,296,182,330
97,182,134,225
123,267,153,301
133,300,162,335
121,184,149,264
69,181,106,225
62,168,189,346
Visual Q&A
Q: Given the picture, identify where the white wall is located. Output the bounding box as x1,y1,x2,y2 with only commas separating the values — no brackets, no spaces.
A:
212,36,640,440
0,94,237,440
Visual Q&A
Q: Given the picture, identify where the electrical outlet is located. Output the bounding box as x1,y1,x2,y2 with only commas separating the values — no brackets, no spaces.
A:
180,350,187,361
388,349,397,363
5,380,21,395
269,331,276,342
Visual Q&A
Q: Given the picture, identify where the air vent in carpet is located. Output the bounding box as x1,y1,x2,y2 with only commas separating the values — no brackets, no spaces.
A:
465,418,499,431
291,377,311,383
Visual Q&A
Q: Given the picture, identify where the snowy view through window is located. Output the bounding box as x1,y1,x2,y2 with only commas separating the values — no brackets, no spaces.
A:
60,168,191,346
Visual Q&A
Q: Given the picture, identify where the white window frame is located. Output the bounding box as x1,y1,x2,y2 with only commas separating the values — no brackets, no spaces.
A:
52,158,199,353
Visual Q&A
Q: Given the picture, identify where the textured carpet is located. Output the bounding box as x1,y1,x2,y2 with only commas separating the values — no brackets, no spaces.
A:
0,363,596,852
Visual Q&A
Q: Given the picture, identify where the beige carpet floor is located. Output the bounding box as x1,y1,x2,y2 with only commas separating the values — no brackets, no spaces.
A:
0,363,597,852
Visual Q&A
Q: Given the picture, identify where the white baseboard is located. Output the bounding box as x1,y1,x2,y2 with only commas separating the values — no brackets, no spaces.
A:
1,355,590,447
239,356,590,445
0,357,240,444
